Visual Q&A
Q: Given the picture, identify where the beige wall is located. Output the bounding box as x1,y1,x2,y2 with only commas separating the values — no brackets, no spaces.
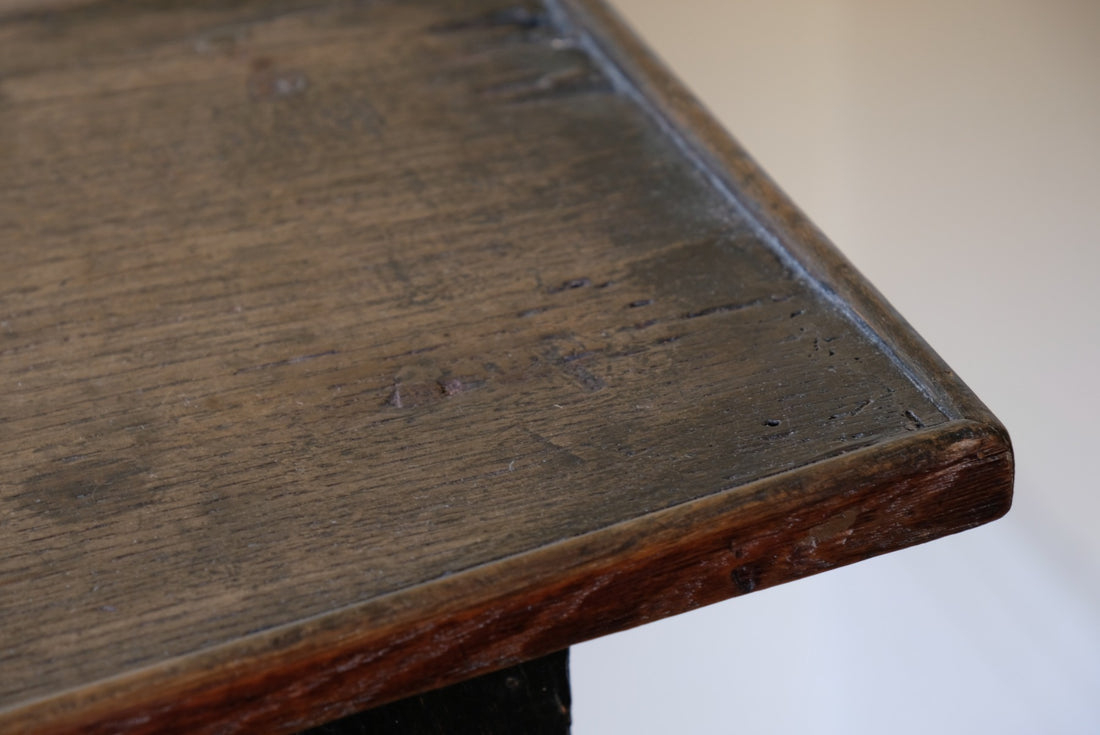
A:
574,2,1100,733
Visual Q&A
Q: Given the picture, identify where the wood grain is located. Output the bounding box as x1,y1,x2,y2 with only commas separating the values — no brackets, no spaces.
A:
0,0,93,20
0,0,1012,732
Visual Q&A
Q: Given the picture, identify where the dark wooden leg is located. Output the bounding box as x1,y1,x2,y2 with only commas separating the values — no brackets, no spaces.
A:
302,649,572,734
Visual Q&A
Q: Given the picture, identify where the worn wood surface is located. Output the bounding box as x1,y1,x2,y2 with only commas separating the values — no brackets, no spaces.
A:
0,0,1013,732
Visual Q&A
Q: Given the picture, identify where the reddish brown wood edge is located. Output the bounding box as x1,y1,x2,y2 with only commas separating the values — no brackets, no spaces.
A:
5,420,1011,734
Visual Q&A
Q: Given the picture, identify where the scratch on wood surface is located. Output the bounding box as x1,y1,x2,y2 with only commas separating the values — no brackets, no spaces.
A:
850,399,873,416
522,428,585,467
542,345,605,393
234,350,338,374
480,64,610,103
682,298,762,320
548,277,591,294
386,375,485,409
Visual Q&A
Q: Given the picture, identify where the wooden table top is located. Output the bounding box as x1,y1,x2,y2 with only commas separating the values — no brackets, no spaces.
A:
0,0,1013,732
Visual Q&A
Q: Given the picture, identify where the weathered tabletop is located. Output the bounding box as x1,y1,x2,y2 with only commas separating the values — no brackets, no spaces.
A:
0,0,1013,732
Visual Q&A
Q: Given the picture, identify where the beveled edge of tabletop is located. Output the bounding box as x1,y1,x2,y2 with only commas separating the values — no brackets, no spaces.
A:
0,1,1014,732
4,419,1012,734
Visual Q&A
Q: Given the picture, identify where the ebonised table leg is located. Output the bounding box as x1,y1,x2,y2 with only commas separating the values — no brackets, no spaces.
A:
302,649,572,734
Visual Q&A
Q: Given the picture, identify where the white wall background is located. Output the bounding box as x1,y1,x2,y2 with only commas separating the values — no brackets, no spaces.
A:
572,1,1100,732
